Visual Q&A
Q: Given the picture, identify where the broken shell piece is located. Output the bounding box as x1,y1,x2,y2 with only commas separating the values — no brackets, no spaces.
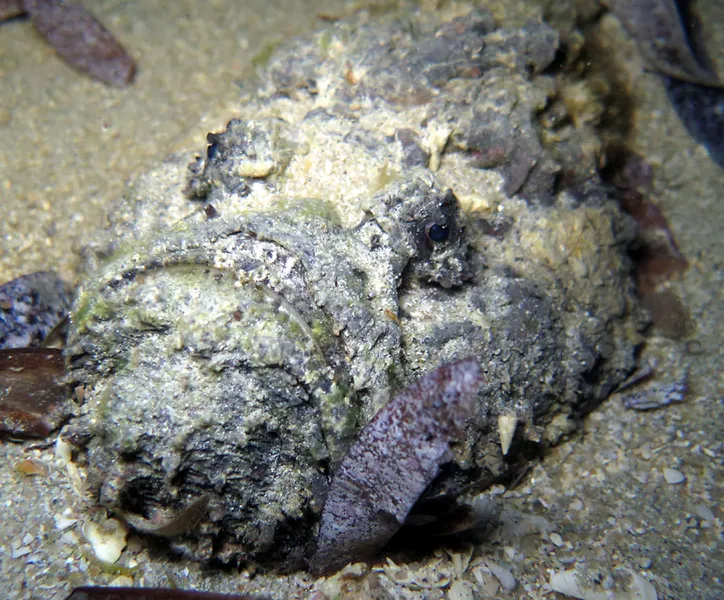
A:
55,436,73,465
484,559,517,592
13,458,48,477
549,568,658,600
83,517,128,563
497,413,518,455
662,467,685,484
54,512,79,531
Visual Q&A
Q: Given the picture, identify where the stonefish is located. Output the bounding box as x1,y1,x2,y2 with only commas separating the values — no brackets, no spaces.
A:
65,7,642,571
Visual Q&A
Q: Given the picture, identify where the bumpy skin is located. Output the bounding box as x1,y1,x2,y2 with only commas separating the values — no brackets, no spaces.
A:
66,7,641,570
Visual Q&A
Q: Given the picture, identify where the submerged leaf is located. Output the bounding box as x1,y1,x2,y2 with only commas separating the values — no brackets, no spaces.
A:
312,358,483,573
605,0,721,87
664,77,724,168
0,347,71,438
0,0,24,21
0,271,69,349
24,0,136,87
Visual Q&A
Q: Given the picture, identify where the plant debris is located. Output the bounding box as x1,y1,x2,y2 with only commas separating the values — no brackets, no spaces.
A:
312,359,483,573
0,0,136,86
604,0,721,87
0,347,71,438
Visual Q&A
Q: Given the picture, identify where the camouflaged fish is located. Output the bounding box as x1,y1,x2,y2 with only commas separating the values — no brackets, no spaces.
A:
64,8,640,571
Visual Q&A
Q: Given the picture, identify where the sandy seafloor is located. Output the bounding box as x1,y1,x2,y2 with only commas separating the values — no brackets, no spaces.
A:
0,1,722,599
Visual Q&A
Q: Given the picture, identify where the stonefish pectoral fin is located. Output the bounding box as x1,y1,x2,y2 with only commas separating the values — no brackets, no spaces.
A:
311,358,483,574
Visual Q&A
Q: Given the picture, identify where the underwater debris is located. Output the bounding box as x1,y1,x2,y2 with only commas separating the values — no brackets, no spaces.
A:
312,359,483,574
622,374,687,411
604,0,720,87
0,0,136,86
0,0,23,20
0,347,70,438
121,494,211,538
664,78,724,168
608,152,688,295
603,0,724,168
0,271,69,349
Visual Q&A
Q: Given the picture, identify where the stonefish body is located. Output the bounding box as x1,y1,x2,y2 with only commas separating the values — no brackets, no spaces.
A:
65,7,641,570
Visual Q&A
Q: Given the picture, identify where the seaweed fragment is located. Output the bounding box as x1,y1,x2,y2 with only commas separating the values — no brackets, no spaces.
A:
312,358,483,574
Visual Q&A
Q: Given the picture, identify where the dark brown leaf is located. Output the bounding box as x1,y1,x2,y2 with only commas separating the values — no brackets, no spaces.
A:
604,0,721,87
0,0,25,21
0,347,71,438
312,358,483,573
25,0,136,87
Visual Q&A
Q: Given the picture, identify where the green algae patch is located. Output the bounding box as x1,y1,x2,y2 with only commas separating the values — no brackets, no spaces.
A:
71,290,114,333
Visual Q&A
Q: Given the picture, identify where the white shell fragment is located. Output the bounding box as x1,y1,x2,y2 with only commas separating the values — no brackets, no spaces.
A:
448,580,475,600
694,504,715,522
549,569,610,600
497,413,518,455
54,437,72,465
662,468,685,484
53,513,78,531
484,559,517,591
549,568,658,600
83,517,128,563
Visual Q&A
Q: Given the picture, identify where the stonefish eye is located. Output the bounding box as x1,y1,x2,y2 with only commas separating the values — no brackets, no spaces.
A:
425,222,449,243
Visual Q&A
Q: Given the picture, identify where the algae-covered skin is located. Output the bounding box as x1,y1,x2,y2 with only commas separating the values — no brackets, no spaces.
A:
66,7,641,570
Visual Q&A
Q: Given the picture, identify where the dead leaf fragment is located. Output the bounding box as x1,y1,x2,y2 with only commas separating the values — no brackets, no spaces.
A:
0,348,71,438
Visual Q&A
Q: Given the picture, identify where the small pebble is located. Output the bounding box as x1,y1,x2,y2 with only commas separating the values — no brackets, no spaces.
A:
550,532,564,547
663,467,686,484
